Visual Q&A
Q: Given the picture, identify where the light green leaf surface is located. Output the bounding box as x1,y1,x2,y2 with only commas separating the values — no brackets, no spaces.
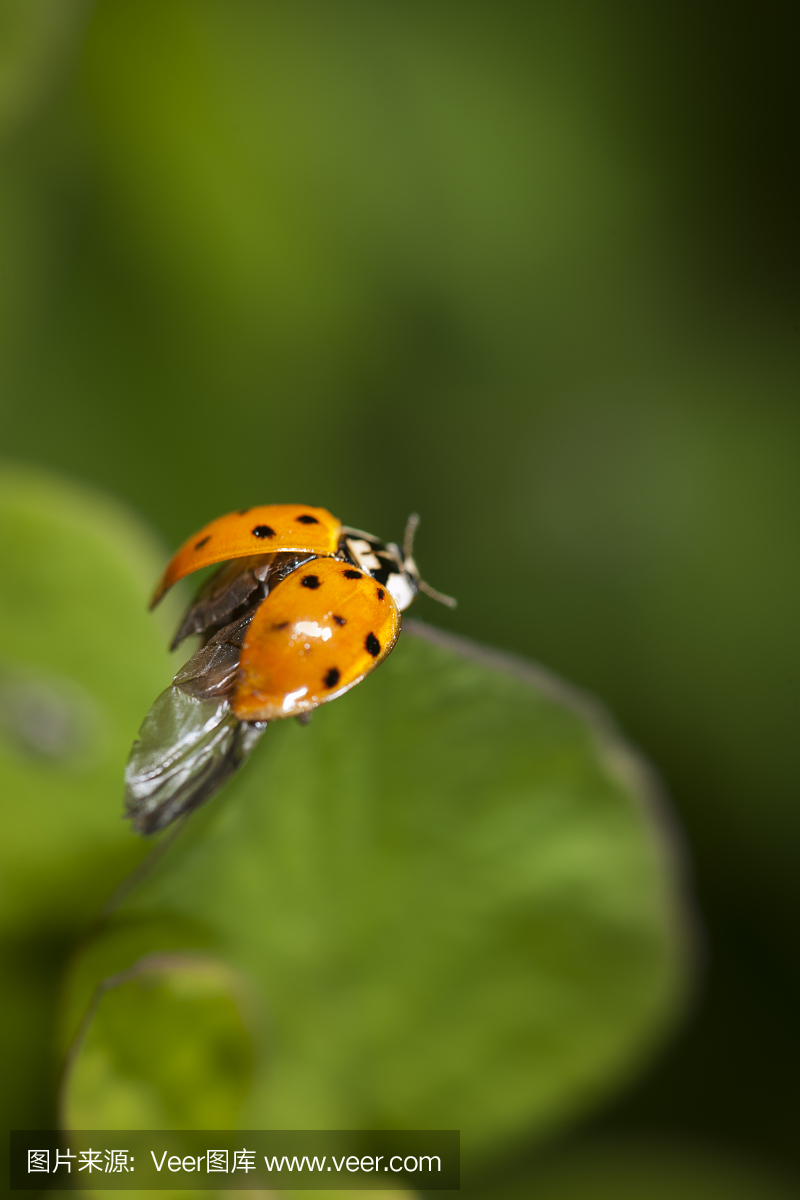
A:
67,955,253,1131
0,464,179,1129
62,621,690,1164
0,464,181,931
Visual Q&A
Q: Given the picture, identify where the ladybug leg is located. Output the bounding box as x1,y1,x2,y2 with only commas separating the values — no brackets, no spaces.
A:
296,711,313,726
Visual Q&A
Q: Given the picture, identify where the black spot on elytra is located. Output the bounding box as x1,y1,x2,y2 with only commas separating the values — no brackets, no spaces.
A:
273,621,289,630
297,514,319,524
301,574,321,589
333,614,346,626
377,587,385,600
252,524,275,539
343,569,362,579
365,632,380,657
323,667,340,689
194,535,211,549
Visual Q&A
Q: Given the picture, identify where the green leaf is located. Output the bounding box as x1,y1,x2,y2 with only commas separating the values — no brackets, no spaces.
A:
61,620,690,1163
0,464,182,931
67,955,253,1130
0,464,180,1128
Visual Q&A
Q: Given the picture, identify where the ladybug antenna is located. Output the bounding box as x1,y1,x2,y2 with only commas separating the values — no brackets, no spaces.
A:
403,513,458,609
403,512,421,561
417,578,459,608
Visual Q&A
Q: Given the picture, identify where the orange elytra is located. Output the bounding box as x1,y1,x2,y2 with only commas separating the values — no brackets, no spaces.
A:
233,557,401,721
150,504,341,607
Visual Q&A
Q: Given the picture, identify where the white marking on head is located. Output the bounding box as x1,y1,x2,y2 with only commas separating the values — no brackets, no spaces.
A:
387,572,417,612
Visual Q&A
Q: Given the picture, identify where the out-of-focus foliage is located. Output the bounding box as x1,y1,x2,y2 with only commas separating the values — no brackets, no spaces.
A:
1,0,799,1185
478,1137,800,1200
0,465,178,1131
0,0,83,138
0,466,180,930
66,957,253,1130
3,0,798,917
61,625,685,1163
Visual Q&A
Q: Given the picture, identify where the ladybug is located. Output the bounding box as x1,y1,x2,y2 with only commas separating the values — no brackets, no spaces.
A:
124,507,454,834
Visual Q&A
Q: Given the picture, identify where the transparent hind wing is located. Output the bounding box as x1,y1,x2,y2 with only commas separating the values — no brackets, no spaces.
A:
124,686,265,834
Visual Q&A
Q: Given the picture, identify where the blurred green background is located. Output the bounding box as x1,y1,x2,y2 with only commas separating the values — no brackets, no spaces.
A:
1,0,799,1193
